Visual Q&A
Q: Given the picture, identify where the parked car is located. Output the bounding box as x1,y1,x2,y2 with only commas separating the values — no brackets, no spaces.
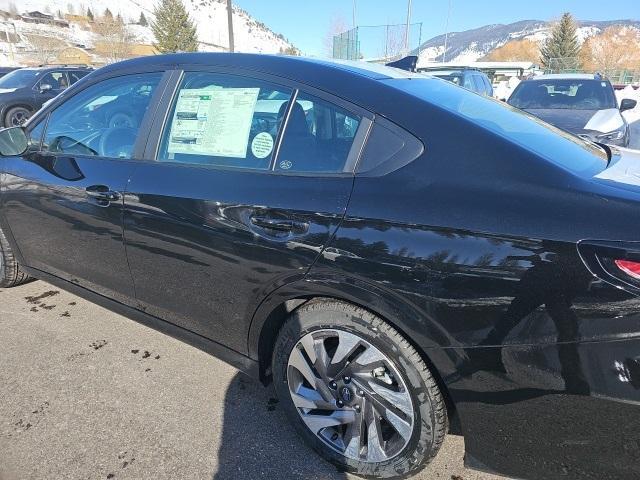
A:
507,73,637,147
0,67,19,79
2,53,640,480
418,66,494,96
0,65,93,127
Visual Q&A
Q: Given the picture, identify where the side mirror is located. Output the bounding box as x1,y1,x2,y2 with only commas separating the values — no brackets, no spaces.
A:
39,83,53,93
0,127,28,156
620,98,637,112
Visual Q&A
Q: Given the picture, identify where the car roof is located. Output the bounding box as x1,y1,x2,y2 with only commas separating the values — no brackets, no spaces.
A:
528,73,602,81
101,53,416,77
94,53,422,89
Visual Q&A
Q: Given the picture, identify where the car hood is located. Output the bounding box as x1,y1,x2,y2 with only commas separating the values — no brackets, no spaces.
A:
524,108,624,134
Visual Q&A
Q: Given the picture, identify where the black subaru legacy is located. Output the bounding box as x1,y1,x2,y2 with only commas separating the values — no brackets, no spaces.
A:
1,53,640,480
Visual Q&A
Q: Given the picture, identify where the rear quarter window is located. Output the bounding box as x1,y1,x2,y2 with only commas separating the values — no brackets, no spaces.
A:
393,78,608,177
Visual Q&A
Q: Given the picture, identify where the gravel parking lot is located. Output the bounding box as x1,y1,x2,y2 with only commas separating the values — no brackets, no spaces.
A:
0,281,507,480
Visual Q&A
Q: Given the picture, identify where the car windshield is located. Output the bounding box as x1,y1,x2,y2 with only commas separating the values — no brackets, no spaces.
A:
508,78,617,110
422,70,464,86
0,69,39,89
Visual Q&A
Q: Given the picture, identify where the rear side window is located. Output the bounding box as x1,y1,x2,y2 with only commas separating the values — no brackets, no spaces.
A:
158,72,293,170
42,72,162,159
68,71,89,84
158,72,363,174
276,92,361,173
472,75,486,94
462,74,474,91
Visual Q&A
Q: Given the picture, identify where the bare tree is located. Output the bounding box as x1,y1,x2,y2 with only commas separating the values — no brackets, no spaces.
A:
7,2,18,15
324,14,349,56
581,26,640,77
94,17,137,63
27,35,66,64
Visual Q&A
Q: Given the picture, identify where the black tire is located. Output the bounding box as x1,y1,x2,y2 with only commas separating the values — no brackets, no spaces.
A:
0,226,32,288
3,106,32,128
272,299,447,479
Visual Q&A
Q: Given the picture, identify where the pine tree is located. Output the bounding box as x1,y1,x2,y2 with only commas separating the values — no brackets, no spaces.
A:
104,8,113,21
139,12,148,27
540,13,582,70
151,0,199,53
116,13,124,24
86,7,94,21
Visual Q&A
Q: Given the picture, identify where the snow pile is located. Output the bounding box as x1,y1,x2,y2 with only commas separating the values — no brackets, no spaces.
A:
493,77,520,101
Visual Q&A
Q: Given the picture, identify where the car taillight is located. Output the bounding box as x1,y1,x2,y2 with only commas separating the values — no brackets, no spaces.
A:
614,260,640,280
577,240,640,294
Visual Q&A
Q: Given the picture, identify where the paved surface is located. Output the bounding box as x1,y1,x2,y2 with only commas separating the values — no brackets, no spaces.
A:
0,281,506,480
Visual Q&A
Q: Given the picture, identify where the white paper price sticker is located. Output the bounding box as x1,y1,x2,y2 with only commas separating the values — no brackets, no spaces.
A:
251,132,274,159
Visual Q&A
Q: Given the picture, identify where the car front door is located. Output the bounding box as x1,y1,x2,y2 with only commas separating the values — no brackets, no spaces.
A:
0,71,165,302
123,70,371,352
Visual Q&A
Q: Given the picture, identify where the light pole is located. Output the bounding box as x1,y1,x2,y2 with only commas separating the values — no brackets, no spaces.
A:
352,0,356,28
404,0,412,56
443,0,452,63
226,0,234,53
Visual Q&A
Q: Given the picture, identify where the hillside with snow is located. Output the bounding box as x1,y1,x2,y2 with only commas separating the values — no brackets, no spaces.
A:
416,19,640,63
0,0,295,65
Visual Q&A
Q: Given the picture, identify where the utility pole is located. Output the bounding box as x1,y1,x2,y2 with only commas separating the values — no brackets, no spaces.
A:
443,0,452,63
404,0,412,56
352,0,356,28
226,0,234,53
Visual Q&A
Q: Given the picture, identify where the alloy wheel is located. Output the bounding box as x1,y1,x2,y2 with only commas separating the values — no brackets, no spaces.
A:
287,329,414,462
9,108,30,127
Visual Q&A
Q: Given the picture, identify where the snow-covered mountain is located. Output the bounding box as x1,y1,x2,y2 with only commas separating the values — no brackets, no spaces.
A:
0,0,295,65
416,19,640,63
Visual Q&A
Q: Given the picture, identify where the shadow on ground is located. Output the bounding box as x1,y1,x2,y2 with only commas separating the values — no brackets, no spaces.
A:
213,373,348,480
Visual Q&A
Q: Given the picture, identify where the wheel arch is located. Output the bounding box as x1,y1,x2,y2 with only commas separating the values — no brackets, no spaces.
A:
248,273,463,433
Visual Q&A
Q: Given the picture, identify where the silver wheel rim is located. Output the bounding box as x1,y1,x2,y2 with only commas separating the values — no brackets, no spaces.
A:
287,329,414,462
10,108,29,126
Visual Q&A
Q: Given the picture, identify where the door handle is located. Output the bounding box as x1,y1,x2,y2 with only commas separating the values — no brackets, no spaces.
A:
85,185,120,202
250,216,308,233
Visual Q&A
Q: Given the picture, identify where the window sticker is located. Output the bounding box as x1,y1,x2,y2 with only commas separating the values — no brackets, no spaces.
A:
251,132,274,159
167,87,259,158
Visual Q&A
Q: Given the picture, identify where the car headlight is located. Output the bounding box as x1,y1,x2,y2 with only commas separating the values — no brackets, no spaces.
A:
596,126,626,141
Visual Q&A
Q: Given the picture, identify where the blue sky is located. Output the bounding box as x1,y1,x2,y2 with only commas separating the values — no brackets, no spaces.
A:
234,0,640,56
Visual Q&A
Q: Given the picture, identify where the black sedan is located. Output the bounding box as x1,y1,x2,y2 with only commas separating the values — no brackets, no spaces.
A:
0,53,639,480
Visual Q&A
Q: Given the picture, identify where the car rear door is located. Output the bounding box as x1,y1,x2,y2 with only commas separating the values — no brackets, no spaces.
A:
0,70,166,303
122,68,371,353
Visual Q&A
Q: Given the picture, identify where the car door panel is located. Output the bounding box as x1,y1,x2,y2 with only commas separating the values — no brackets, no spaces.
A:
1,153,137,302
122,69,368,353
124,166,352,352
0,71,165,303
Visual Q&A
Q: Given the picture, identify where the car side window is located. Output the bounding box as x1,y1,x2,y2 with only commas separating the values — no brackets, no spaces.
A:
158,72,293,170
38,71,66,91
42,72,162,159
68,71,89,85
463,74,475,91
472,75,486,94
276,92,361,173
27,119,46,151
